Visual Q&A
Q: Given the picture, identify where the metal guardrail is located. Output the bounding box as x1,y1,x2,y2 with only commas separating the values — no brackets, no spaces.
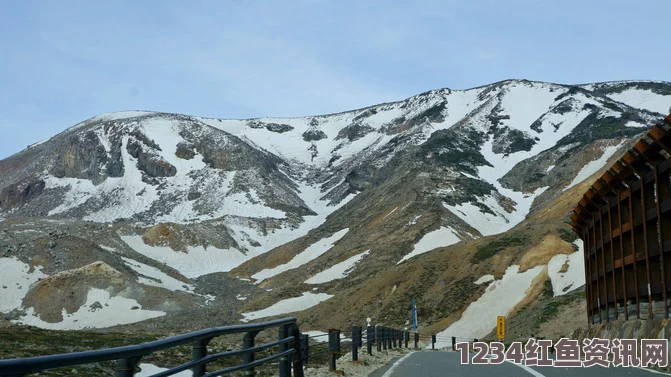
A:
0,317,303,377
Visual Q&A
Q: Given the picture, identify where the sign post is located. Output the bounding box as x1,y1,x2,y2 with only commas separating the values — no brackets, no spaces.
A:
497,316,505,342
412,298,417,331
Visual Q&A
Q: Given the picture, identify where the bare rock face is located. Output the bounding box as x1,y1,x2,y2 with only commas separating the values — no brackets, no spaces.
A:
302,128,327,142
336,122,375,142
247,120,294,133
126,131,177,178
0,178,45,211
50,131,109,183
175,142,196,160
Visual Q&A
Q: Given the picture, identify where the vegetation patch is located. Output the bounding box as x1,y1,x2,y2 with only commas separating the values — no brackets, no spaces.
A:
472,233,530,263
539,291,585,324
554,111,646,147
420,128,490,176
558,228,578,244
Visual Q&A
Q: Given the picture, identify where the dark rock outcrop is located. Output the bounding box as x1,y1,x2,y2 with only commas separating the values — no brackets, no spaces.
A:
0,179,46,211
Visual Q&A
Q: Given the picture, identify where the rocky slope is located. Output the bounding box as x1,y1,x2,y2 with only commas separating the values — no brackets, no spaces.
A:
1,79,669,340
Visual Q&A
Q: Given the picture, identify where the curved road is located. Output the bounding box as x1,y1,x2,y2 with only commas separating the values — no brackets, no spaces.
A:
369,351,669,377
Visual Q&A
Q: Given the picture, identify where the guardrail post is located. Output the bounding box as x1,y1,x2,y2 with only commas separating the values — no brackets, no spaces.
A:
279,325,291,377
301,333,309,363
115,356,141,377
376,326,381,352
431,334,436,350
242,331,258,377
352,326,362,361
366,325,374,355
291,324,305,377
392,329,397,348
328,329,341,371
452,336,456,350
382,327,387,350
398,330,403,349
387,328,392,350
414,332,419,349
404,331,409,348
192,337,212,377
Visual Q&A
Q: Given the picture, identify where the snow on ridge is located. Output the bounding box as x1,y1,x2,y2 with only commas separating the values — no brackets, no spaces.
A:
14,288,165,330
433,265,544,347
252,228,350,283
305,250,370,284
497,83,565,133
397,227,461,264
563,141,625,192
0,257,46,312
240,292,334,322
606,88,671,115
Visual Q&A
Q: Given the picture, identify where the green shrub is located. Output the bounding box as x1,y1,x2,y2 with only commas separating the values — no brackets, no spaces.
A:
472,233,530,263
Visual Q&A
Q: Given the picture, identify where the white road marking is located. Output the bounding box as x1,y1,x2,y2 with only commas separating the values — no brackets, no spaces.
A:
380,352,416,377
634,366,671,375
504,361,547,377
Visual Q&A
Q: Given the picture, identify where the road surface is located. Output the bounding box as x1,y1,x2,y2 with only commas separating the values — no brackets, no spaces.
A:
369,351,669,377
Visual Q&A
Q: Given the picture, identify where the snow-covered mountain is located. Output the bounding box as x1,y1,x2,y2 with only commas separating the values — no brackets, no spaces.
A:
1,79,669,337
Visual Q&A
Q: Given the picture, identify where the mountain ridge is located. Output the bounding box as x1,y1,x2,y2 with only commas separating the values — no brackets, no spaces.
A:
1,79,669,342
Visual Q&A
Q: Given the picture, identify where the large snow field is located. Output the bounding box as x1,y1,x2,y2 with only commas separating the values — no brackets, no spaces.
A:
606,89,671,115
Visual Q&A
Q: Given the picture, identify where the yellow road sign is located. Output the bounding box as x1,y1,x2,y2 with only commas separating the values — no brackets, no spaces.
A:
497,316,505,339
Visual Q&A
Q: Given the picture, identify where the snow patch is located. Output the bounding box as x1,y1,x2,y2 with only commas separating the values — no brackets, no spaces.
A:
407,215,422,226
474,275,495,285
397,227,461,264
305,250,370,284
0,257,46,312
136,364,191,377
121,257,195,293
121,235,251,279
15,288,165,330
434,265,544,347
564,142,624,191
548,240,585,296
443,186,548,237
240,292,334,322
251,228,349,283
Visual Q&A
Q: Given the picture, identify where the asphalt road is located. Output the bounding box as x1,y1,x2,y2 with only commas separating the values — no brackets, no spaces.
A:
369,351,669,377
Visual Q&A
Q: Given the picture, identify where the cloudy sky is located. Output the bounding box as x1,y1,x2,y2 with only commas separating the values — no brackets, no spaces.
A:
1,0,669,158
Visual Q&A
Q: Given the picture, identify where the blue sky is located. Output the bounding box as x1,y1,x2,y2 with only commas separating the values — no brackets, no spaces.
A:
1,0,669,158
